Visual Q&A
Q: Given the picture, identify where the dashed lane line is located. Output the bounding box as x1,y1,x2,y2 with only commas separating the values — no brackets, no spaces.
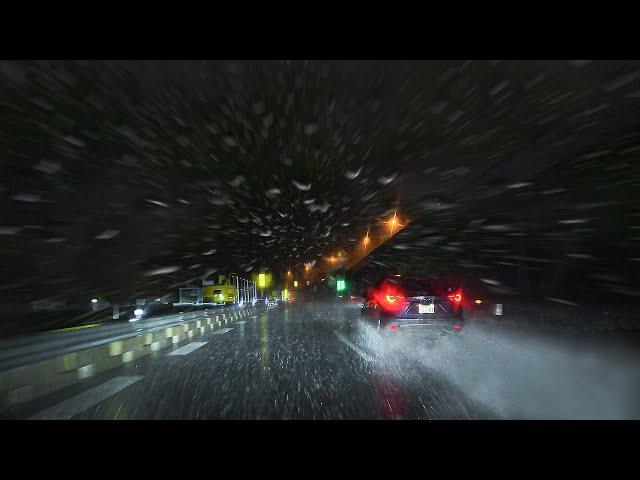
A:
29,376,143,420
212,328,234,335
333,331,376,363
167,341,208,356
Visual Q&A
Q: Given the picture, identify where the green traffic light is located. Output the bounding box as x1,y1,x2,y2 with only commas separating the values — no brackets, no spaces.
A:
336,279,346,292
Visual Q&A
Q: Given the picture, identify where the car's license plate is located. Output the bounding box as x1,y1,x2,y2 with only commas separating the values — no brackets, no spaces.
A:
419,304,435,314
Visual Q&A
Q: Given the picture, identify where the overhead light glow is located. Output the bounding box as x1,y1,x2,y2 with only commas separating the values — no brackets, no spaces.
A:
384,209,404,235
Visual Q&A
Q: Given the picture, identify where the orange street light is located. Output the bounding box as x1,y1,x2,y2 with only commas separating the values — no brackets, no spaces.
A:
384,210,404,235
363,228,370,247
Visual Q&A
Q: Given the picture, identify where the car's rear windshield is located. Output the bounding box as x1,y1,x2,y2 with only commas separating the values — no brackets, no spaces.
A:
388,277,455,296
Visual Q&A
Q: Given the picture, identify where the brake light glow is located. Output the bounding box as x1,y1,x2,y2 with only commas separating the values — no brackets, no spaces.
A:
371,280,408,314
447,291,463,304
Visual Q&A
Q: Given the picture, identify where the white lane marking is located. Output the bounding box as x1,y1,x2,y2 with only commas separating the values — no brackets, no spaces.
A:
212,328,234,335
29,376,143,420
236,321,246,325
333,331,376,363
167,341,207,356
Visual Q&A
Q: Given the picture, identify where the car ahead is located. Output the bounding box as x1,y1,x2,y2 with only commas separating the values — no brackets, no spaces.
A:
360,276,465,335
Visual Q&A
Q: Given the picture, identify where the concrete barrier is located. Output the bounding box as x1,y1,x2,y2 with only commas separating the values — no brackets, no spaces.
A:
0,305,262,409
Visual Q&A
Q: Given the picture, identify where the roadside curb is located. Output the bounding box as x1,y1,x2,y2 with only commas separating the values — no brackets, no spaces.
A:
0,305,263,409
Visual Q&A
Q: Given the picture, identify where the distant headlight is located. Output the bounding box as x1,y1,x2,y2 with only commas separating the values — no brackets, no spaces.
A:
133,308,144,316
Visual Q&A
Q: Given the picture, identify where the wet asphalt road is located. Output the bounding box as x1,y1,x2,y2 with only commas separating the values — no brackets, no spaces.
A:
6,299,640,420
5,301,495,420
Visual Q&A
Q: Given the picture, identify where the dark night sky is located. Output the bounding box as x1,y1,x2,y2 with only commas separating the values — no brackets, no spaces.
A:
1,60,639,304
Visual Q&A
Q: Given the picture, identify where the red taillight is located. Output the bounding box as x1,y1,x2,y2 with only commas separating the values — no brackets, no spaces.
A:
385,295,403,304
453,323,462,331
372,280,408,314
389,324,398,332
447,291,463,304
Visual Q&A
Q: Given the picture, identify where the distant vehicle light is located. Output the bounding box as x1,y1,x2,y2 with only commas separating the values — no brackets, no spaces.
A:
475,299,482,304
91,298,98,303
453,323,462,331
134,308,144,316
389,324,398,331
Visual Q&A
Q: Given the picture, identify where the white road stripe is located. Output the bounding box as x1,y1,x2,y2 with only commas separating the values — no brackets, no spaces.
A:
333,331,376,363
29,376,143,420
212,328,234,335
236,321,246,325
167,341,207,356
